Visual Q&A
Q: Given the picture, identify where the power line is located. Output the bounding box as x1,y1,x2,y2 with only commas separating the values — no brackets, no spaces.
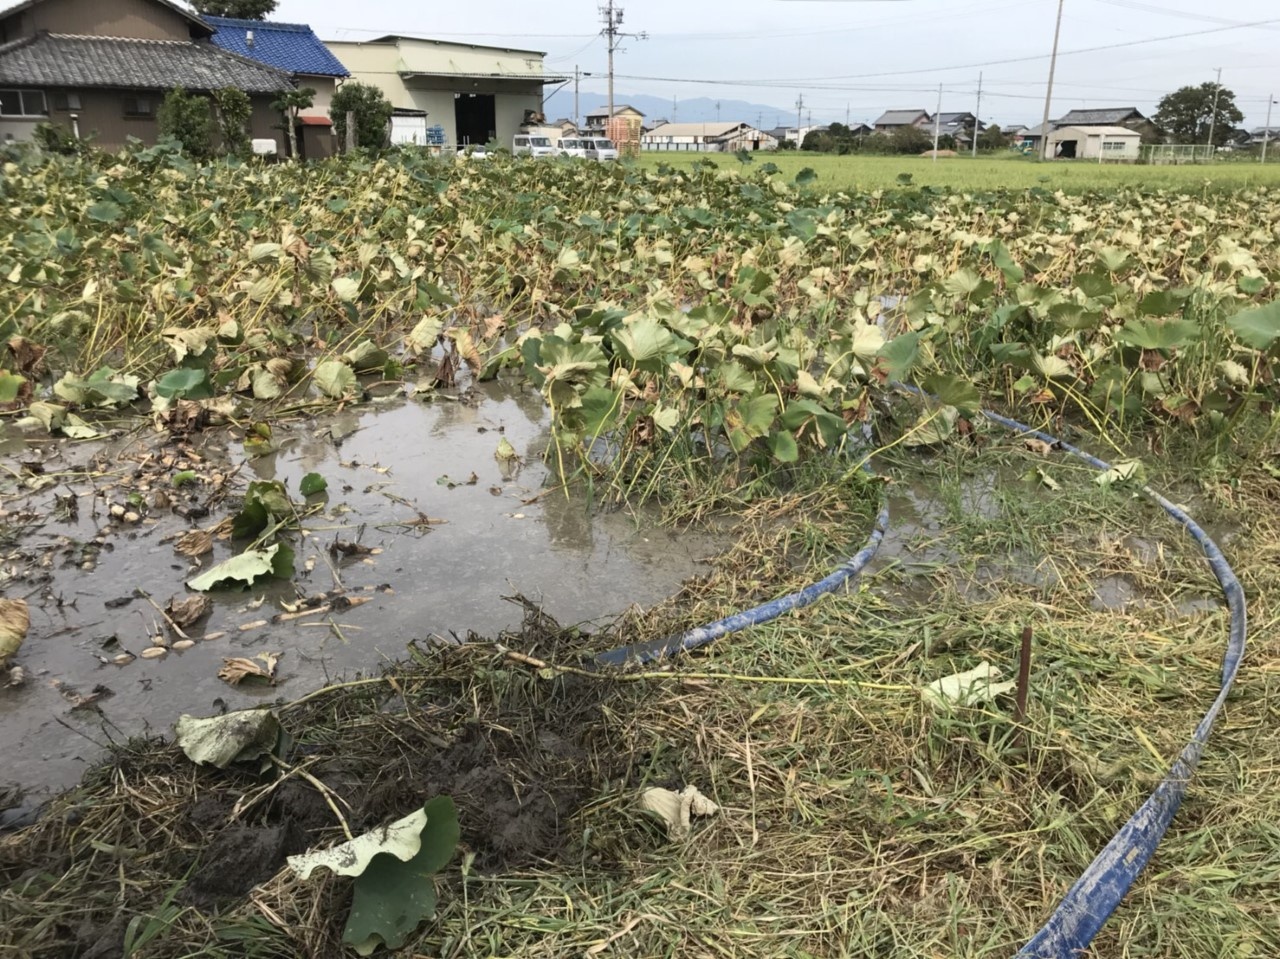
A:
605,15,1280,88
1091,0,1280,33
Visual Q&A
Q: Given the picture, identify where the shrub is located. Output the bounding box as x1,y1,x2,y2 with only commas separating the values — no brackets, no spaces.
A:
157,87,214,158
214,88,252,156
32,122,90,156
330,82,393,152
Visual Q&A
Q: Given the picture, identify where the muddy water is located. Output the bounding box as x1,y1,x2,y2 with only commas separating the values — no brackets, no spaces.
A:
0,383,723,801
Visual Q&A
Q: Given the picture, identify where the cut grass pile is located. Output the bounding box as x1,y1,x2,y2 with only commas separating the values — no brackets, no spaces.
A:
637,151,1280,192
2,424,1276,958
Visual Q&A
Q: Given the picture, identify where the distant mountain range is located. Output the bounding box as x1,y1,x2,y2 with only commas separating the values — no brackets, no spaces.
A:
542,91,804,130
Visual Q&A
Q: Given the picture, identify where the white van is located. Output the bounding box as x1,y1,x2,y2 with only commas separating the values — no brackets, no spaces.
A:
557,137,587,158
513,134,556,157
585,137,619,162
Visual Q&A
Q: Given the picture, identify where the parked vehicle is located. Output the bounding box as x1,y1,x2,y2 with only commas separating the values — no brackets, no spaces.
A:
457,144,489,160
513,134,556,157
557,137,588,158
584,137,619,161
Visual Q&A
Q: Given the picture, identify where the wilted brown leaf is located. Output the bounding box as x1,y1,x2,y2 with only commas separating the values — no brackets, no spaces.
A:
176,530,214,558
166,594,212,628
218,653,281,686
482,314,506,339
0,598,29,667
1023,439,1056,456
7,335,47,375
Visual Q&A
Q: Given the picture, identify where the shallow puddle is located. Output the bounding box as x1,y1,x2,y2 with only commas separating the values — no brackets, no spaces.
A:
0,383,724,801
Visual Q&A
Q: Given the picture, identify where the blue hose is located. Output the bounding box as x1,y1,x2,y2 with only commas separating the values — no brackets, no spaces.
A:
594,398,1248,959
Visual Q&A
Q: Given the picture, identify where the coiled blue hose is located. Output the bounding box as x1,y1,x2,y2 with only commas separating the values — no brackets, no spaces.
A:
595,398,1248,959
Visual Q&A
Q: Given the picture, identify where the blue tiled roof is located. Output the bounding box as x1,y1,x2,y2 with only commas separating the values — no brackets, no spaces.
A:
205,17,349,78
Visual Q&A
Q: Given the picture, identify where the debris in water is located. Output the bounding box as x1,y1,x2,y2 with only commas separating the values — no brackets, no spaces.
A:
218,652,281,686
0,599,29,667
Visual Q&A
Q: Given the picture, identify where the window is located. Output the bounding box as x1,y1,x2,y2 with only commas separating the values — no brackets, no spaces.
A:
0,89,47,117
52,92,82,111
1103,140,1127,151
122,96,154,118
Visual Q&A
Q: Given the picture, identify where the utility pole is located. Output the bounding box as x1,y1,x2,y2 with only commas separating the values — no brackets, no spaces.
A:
1206,67,1223,153
1038,0,1066,160
796,93,804,140
716,100,721,122
972,71,983,158
673,94,677,122
846,103,851,127
574,66,591,129
1263,95,1276,164
600,1,646,128
932,83,942,162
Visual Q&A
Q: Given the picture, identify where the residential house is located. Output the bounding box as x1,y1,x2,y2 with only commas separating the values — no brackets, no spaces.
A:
767,123,829,145
0,0,291,150
873,109,931,133
641,121,777,153
582,103,643,137
550,116,576,137
205,16,348,158
327,35,566,149
1046,125,1141,161
1249,126,1279,146
935,111,983,146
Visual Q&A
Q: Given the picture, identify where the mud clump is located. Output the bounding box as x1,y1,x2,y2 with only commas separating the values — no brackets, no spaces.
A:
0,604,643,958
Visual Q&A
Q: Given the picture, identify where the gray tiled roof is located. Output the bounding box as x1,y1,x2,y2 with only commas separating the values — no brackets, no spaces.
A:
0,33,292,94
1055,107,1144,126
874,109,929,126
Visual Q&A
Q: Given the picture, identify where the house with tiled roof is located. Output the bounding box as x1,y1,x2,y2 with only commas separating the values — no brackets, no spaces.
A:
872,109,931,133
0,0,291,151
935,111,984,147
205,16,348,157
1054,107,1146,128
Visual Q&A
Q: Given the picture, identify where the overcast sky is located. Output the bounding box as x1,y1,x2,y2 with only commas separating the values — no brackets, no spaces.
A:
281,0,1280,128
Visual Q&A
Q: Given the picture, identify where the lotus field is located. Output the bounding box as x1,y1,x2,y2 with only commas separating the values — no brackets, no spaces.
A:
1,146,1277,487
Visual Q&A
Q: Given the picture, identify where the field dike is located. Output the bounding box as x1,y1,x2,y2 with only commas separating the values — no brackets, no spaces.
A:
3,422,1276,959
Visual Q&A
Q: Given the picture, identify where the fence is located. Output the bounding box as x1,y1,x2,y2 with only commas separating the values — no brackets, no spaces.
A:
1141,144,1216,165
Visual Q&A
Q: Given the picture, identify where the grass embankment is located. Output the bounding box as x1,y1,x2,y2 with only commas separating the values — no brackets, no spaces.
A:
638,151,1280,192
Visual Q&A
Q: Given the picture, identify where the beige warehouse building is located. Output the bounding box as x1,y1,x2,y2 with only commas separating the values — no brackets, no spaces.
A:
1046,125,1142,162
325,34,566,149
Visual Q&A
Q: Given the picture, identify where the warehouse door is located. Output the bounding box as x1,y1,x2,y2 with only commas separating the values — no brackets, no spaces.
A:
455,94,496,146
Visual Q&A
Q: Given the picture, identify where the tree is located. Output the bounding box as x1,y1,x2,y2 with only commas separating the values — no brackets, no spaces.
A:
214,88,252,156
801,129,831,152
330,82,393,152
888,125,931,155
157,87,214,158
1153,82,1244,146
193,0,277,19
272,86,315,159
978,123,1010,151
